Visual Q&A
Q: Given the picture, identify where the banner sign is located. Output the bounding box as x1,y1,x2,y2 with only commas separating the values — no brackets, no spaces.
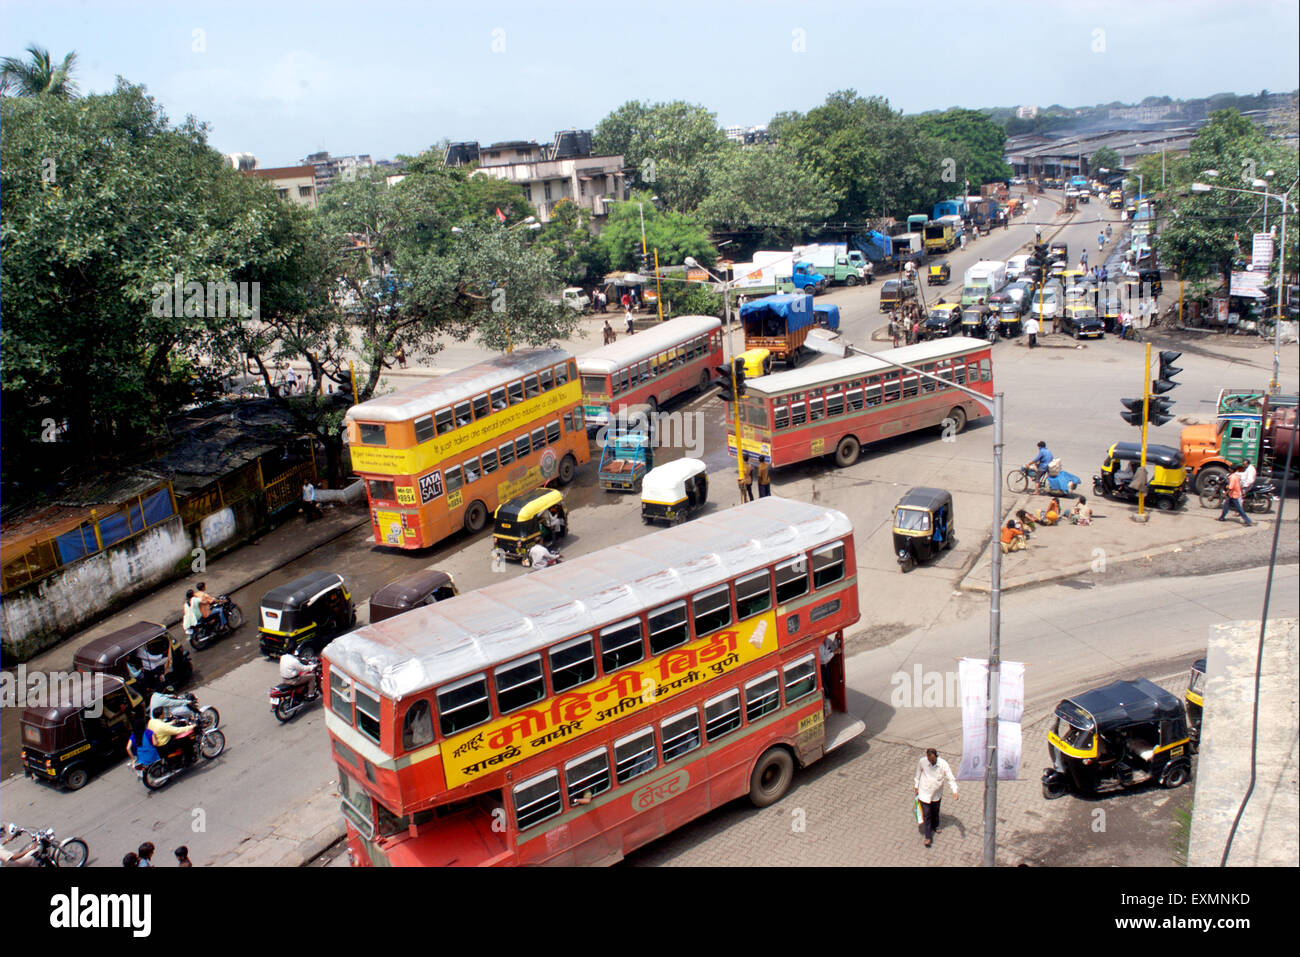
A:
1252,233,1274,271
957,658,1025,781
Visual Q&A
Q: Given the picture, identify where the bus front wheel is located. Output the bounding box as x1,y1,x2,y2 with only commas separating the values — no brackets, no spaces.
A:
748,747,795,808
464,500,488,533
557,454,577,485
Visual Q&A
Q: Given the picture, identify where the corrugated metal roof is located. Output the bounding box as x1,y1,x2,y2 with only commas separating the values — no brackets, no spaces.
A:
576,316,721,375
325,497,853,699
749,337,989,395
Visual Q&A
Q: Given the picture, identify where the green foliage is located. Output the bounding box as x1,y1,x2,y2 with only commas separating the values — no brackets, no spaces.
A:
1090,146,1121,175
537,199,609,286
598,191,716,271
696,143,841,246
1,44,78,98
661,281,724,320
913,108,1011,188
593,100,729,212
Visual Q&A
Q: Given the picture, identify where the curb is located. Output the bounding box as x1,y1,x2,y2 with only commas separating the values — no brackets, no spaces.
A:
958,522,1264,594
278,822,347,868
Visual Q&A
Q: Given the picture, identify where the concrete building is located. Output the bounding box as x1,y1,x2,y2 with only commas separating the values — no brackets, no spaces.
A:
451,130,627,223
1016,105,1039,119
1005,127,1199,181
300,151,374,194
246,165,319,209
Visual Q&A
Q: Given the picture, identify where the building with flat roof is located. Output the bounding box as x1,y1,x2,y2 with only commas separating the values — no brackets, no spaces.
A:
246,165,318,209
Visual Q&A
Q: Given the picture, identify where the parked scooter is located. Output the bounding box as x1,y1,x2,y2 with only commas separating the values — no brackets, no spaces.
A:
2,823,88,867
269,656,323,723
138,721,225,790
189,595,244,651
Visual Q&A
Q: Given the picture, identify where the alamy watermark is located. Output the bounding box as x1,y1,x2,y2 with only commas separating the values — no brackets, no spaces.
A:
150,275,260,320
594,406,704,459
1,666,106,717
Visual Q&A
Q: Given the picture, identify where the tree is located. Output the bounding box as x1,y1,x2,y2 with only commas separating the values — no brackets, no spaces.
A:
696,142,841,246
1,80,308,472
1090,146,1121,175
660,281,724,320
597,191,716,271
914,108,1012,188
1,44,78,98
593,100,729,212
536,198,608,287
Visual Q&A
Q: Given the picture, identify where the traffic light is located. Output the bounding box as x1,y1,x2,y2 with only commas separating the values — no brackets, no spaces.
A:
733,357,746,399
1152,350,1182,395
718,357,747,402
1121,397,1145,426
1147,396,1174,426
636,250,651,274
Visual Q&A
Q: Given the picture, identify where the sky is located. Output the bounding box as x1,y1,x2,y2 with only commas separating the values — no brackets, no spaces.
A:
3,0,1297,167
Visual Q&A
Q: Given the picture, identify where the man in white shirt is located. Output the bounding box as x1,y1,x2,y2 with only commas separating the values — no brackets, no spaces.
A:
1241,461,1256,493
279,650,318,698
914,748,959,847
528,542,560,569
1024,315,1040,348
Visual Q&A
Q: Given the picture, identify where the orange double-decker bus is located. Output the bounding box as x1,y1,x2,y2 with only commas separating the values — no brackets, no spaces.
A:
345,349,590,549
322,497,863,866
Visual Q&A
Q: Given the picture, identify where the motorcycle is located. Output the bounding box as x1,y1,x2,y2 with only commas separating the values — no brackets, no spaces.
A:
1199,476,1276,513
138,721,226,790
151,690,220,731
189,595,244,650
3,823,88,867
269,657,323,723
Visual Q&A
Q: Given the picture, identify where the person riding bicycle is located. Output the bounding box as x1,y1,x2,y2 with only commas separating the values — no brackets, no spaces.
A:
1025,441,1054,489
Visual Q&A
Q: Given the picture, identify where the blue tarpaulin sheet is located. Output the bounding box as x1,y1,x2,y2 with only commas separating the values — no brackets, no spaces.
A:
813,304,840,330
739,294,815,334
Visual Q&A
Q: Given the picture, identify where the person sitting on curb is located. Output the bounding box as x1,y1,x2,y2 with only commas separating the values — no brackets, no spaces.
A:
1014,509,1036,536
1000,520,1026,553
1038,497,1062,526
1069,497,1093,526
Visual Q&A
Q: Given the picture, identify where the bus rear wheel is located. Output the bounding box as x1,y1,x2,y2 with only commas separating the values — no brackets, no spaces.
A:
943,407,967,435
464,500,488,533
557,454,577,485
748,747,794,808
834,436,860,468
698,371,711,395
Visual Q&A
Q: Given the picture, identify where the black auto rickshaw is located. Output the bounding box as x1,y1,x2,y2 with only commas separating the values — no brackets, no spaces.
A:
1093,442,1188,510
1042,678,1193,798
20,675,138,791
368,569,458,624
960,305,993,341
493,488,568,564
257,571,356,658
641,458,709,526
927,261,950,285
892,487,954,572
72,621,192,706
1185,657,1205,750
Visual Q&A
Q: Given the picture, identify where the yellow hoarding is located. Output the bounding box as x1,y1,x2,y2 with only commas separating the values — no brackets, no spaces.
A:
441,611,779,786
351,382,581,476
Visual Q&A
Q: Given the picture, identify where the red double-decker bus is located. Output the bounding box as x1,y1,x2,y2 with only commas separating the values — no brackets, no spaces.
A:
578,314,724,434
322,496,862,866
727,336,994,469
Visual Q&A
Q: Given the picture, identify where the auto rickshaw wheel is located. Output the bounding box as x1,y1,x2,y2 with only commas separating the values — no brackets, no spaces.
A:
834,436,860,468
1156,496,1174,511
62,765,90,792
1162,763,1190,789
558,454,577,485
464,500,489,533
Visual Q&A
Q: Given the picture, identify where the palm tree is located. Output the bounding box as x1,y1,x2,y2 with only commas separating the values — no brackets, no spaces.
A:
1,44,79,98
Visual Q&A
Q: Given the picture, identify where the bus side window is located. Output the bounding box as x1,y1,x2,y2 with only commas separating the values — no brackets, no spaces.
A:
734,570,772,619
513,770,562,831
783,655,818,704
463,457,481,483
568,359,578,383
921,365,937,393
826,389,845,416
539,369,553,392
401,699,435,750
648,601,689,655
554,363,570,387
481,449,499,474
515,434,531,459
789,401,807,427
775,558,808,603
495,655,546,714
508,380,524,404
703,689,742,741
436,674,491,736
744,671,780,721
445,466,463,492
620,369,631,393
564,748,611,806
549,636,596,692
546,421,561,445
980,358,992,382
524,375,540,398
901,375,918,399
774,404,790,430
954,364,967,386
660,708,701,762
812,541,845,588
611,372,622,397
847,386,865,411
454,401,472,427
691,585,732,637
613,728,657,784
600,619,644,672
883,375,901,403
414,415,436,443
472,394,490,419
491,387,508,411
808,396,825,421
532,427,546,450
435,408,455,435
498,441,515,467
563,412,574,433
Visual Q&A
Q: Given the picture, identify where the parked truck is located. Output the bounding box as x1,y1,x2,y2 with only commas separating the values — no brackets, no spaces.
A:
960,260,1007,307
1179,389,1300,493
792,243,870,286
739,293,816,366
933,198,967,221
598,404,655,492
727,259,827,297
890,232,925,269
907,214,929,234
923,222,957,253
966,196,999,226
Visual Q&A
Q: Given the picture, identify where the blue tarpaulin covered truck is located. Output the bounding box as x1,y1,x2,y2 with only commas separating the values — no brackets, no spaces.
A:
740,294,816,367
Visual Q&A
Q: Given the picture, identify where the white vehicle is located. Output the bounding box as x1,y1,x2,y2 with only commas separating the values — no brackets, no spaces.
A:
547,286,591,313
1005,254,1031,281
960,260,1007,306
1031,285,1061,319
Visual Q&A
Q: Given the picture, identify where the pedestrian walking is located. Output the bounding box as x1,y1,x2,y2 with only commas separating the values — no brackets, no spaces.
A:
1098,230,1105,251
302,481,322,523
756,457,771,498
890,317,901,348
914,748,958,847
394,346,407,370
602,320,615,345
624,308,634,336
1025,315,1040,348
1217,465,1254,526
959,233,968,250
174,846,193,867
739,458,755,503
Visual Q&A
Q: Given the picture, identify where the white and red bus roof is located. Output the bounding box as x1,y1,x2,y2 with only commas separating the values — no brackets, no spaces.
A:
744,336,990,396
577,315,721,377
344,348,572,424
325,496,851,699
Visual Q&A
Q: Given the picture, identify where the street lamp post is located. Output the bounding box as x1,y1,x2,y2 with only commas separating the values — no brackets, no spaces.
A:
804,330,1005,866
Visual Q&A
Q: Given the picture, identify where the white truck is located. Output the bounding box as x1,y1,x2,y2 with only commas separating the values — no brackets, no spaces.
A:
960,260,1007,306
792,243,871,285
547,286,591,313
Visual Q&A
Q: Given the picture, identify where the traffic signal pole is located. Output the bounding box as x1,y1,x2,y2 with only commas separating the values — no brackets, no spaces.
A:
1138,344,1150,518
732,359,747,502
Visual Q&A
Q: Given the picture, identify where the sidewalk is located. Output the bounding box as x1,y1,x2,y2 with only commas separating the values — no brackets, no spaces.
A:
960,493,1268,593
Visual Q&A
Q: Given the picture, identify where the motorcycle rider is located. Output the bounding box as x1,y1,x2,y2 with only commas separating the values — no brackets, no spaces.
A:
147,706,197,765
181,588,199,642
1025,441,1054,490
279,649,319,700
195,581,228,631
150,689,197,724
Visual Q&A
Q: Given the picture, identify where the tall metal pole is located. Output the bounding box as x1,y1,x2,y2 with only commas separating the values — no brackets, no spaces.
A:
1273,185,1292,395
983,391,1004,868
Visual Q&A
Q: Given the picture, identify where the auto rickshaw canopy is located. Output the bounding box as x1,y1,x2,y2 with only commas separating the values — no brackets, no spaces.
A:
642,458,708,506
369,570,456,623
72,622,171,673
495,488,564,526
1058,678,1184,735
738,348,772,379
21,675,128,729
928,262,950,278
1106,441,1183,470
893,487,952,535
262,571,348,614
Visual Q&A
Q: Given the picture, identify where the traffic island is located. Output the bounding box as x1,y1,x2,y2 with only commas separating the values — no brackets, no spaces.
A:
960,495,1269,593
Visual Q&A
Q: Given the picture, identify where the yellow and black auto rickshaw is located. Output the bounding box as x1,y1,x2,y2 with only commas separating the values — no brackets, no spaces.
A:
892,487,954,572
738,347,773,378
1042,678,1193,799
1093,442,1188,510
257,570,356,658
1185,657,1205,750
493,488,568,564
927,261,951,285
20,675,138,791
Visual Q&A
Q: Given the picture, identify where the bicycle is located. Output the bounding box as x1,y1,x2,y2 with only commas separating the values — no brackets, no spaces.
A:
1006,466,1045,494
